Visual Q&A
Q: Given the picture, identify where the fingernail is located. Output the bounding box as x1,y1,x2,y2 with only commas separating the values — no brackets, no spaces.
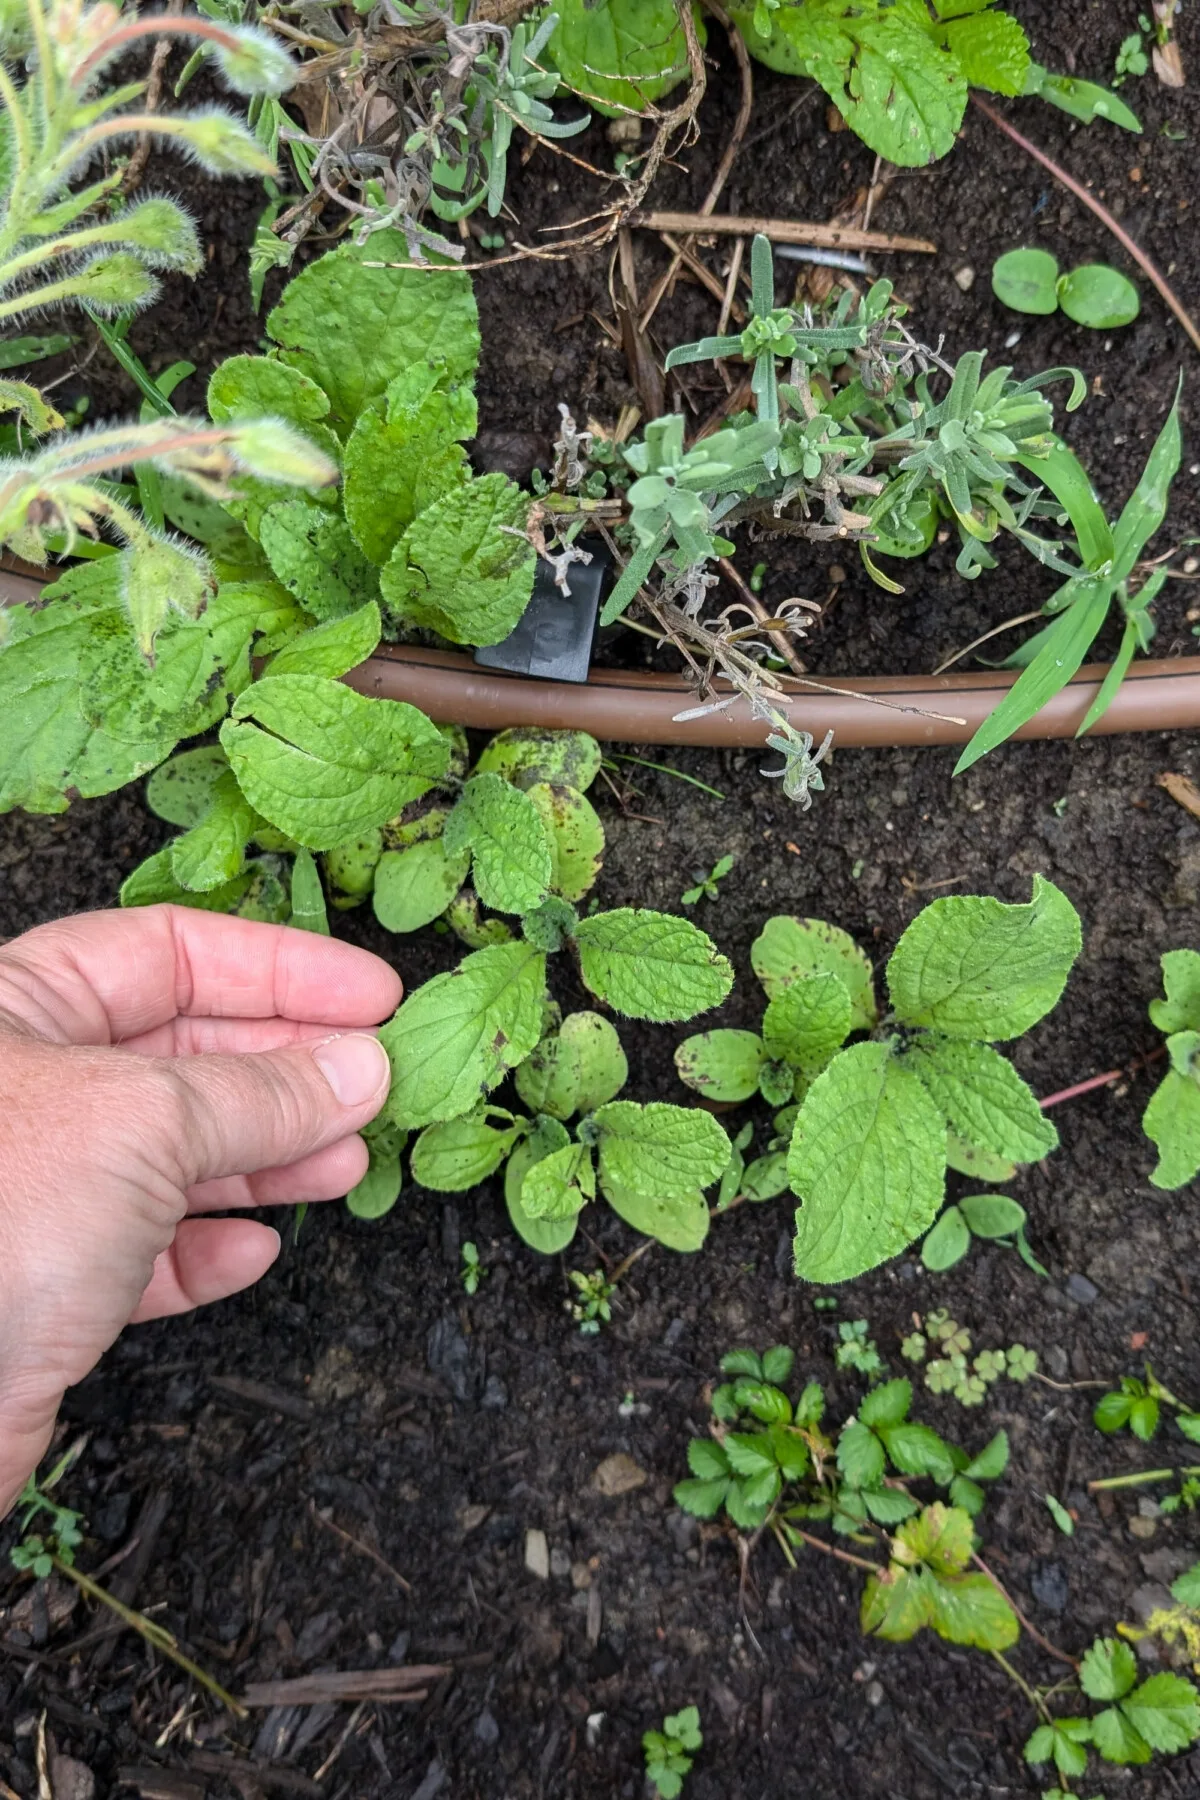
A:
311,1033,390,1107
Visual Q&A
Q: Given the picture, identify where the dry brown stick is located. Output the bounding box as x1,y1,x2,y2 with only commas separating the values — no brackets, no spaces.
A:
931,608,1046,675
639,0,754,334
717,235,745,337
971,93,1200,358
632,210,937,253
308,1498,413,1593
122,4,179,195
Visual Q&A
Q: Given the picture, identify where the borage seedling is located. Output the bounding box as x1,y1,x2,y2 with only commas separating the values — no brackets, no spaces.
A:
1141,948,1200,1189
678,881,1080,1282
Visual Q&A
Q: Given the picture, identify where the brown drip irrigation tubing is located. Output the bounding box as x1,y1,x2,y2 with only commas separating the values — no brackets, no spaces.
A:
4,566,1200,749
345,642,1200,749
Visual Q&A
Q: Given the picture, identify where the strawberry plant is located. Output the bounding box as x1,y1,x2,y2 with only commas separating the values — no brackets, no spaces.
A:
1141,949,1200,1189
1024,1637,1199,1780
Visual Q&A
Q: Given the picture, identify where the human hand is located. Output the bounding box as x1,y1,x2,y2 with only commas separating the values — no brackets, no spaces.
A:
0,905,401,1516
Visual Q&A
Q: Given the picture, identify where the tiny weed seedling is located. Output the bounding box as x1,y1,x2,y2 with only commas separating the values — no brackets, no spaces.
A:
1141,949,1200,1188
1093,1366,1200,1444
681,854,734,907
992,248,1141,329
567,1269,614,1335
1114,21,1152,83
679,883,1081,1282
921,1192,1047,1277
902,1313,1039,1408
10,1457,84,1578
460,1241,484,1295
835,1320,884,1379
642,1706,702,1799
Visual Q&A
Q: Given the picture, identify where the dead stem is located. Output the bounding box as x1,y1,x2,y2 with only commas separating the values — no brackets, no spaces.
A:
970,1552,1077,1668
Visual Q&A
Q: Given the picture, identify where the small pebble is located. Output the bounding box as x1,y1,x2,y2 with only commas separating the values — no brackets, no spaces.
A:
865,1681,885,1707
550,1547,571,1578
525,1528,550,1579
1031,1562,1069,1614
953,265,976,292
474,1709,500,1748
1004,329,1022,349
1065,1273,1099,1305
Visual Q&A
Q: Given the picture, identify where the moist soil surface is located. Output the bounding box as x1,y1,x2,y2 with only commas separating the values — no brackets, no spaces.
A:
5,6,1200,1798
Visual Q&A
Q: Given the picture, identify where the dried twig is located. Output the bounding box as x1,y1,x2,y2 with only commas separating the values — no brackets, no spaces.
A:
632,210,936,253
970,1551,1078,1668
241,1668,450,1707
122,1,179,194
971,93,1200,358
307,1499,413,1593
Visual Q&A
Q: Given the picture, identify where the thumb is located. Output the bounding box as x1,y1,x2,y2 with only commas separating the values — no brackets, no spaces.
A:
167,1032,392,1184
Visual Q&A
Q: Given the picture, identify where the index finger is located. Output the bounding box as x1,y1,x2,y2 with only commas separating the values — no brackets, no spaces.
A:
0,906,403,1045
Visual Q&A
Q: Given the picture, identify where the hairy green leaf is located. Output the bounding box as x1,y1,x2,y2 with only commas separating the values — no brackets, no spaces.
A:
790,1041,947,1282
903,1035,1058,1161
762,971,853,1074
1144,1066,1200,1189
505,1116,578,1253
170,769,258,891
575,908,734,1021
945,1131,1017,1183
592,1100,731,1196
381,939,546,1128
343,364,475,565
264,601,381,678
515,1010,628,1120
288,847,330,934
549,0,700,116
266,233,480,431
921,1204,971,1270
938,8,1029,94
381,472,536,646
474,727,602,793
221,675,449,848
346,1121,406,1220
958,1193,1026,1238
373,838,471,933
411,1110,523,1191
674,1029,765,1103
525,781,605,901
751,914,876,1030
1150,949,1200,1035
145,745,229,827
259,499,380,621
886,877,1081,1040
520,1141,595,1220
603,1177,710,1251
119,843,253,912
444,773,553,914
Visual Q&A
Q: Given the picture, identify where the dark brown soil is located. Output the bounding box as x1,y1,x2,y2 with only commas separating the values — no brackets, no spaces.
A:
5,7,1200,1799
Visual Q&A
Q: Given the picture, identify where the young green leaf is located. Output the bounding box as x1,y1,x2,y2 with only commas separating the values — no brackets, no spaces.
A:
145,745,230,827
958,1193,1026,1238
751,914,876,1030
1080,1637,1138,1703
1057,263,1140,330
887,878,1081,1040
342,366,475,565
519,1141,596,1220
381,472,536,646
444,773,553,914
603,1178,711,1252
1044,1493,1075,1536
902,1036,1058,1161
927,1572,1020,1651
674,1029,765,1103
209,354,332,430
992,246,1060,315
945,1132,1018,1183
574,909,734,1021
264,600,381,679
591,1100,731,1197
515,1010,628,1120
220,675,450,849
258,499,379,622
266,232,480,431
380,940,547,1128
963,1429,1009,1482
859,1378,912,1430
549,0,699,115
411,1110,523,1191
473,727,603,793
922,1204,971,1270
168,769,258,891
287,846,329,935
954,581,1111,773
790,1042,948,1282
346,1121,406,1220
837,1421,887,1488
1150,949,1200,1034
525,781,605,902
936,6,1029,94
505,1117,578,1253
762,971,853,1074
741,1152,790,1201
120,844,253,913
761,1346,794,1386
372,838,471,933
1143,1068,1200,1190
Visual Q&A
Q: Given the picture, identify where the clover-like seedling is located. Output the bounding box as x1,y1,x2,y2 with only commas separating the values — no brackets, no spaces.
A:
992,248,1140,328
643,1706,702,1799
835,1320,884,1379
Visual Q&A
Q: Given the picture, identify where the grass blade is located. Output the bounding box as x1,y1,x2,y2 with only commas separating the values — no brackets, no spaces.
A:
1112,379,1183,579
1016,439,1114,573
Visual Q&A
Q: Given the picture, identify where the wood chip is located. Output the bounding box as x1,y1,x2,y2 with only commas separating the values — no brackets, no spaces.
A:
116,1769,206,1800
1157,770,1200,819
209,1375,314,1422
590,1453,648,1497
524,1528,550,1580
239,1667,449,1708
